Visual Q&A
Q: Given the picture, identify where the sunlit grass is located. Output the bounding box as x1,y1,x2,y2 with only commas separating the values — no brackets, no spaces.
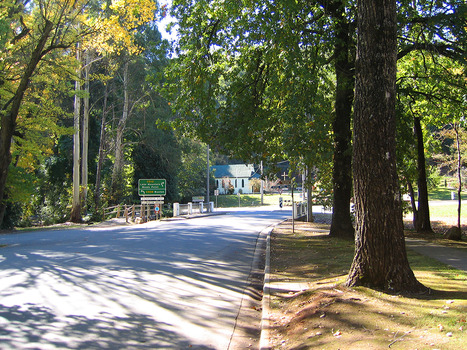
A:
214,193,295,208
429,203,464,219
269,220,467,349
429,187,466,201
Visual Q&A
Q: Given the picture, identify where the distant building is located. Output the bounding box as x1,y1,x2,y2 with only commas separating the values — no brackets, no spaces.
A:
211,164,260,194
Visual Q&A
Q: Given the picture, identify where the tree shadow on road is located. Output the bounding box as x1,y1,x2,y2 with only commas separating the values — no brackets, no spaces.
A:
0,303,218,349
0,217,267,349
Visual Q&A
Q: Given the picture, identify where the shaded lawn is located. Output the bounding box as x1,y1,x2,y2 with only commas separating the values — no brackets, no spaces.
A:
268,219,467,350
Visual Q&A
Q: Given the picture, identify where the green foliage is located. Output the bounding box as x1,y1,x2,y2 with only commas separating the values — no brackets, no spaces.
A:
434,122,467,174
1,43,75,226
0,0,93,226
167,0,465,190
2,165,36,229
176,138,212,201
5,165,36,204
429,185,467,200
398,0,466,64
396,0,466,198
2,0,465,227
131,139,181,202
166,0,335,176
26,137,74,226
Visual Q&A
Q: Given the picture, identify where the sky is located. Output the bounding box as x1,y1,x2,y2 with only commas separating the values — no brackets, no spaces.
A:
157,0,178,41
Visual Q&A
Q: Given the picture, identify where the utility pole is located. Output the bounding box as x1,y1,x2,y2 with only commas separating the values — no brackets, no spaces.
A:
206,144,210,212
306,166,314,222
291,177,295,234
260,161,264,206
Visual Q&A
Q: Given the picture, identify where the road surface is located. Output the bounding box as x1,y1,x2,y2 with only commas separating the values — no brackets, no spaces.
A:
0,207,291,349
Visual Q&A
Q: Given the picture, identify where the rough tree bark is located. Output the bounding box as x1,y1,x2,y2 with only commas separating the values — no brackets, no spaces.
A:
81,49,91,212
110,61,130,203
70,42,82,223
413,116,433,232
345,0,427,293
329,0,355,239
95,83,109,208
407,179,419,224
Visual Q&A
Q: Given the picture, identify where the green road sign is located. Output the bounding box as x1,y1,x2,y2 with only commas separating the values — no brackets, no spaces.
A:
138,179,166,196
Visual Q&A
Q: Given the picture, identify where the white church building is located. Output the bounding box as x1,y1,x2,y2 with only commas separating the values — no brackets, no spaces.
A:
211,164,260,194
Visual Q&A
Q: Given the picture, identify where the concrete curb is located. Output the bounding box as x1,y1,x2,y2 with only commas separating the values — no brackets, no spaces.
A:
259,219,288,350
163,211,227,221
259,229,272,350
259,219,313,350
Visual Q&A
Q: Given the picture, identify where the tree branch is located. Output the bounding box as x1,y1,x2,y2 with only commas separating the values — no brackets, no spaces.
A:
11,16,30,44
397,42,465,61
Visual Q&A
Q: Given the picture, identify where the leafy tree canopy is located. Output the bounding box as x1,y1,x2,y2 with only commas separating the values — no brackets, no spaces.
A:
166,0,336,174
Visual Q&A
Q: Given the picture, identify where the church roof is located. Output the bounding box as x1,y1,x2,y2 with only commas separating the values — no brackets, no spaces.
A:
211,164,260,179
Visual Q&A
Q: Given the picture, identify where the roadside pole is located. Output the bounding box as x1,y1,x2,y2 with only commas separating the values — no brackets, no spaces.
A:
206,145,210,212
292,180,295,234
260,161,264,206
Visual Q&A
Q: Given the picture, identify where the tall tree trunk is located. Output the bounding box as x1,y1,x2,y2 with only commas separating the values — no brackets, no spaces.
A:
70,42,82,223
0,19,54,226
95,84,109,208
111,124,125,203
346,0,426,293
81,49,91,212
413,116,432,232
406,179,419,225
111,61,130,203
329,1,355,238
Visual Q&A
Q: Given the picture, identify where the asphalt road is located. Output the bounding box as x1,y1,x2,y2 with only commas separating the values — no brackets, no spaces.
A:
0,207,291,349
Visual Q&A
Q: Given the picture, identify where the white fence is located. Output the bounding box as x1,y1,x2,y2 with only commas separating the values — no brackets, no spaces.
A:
293,201,307,219
104,201,307,221
173,202,215,217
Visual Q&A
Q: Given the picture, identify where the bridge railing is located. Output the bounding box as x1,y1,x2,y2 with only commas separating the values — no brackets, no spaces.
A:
103,204,159,223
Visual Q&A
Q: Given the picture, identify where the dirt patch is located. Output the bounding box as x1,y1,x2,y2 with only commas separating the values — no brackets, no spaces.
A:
269,284,465,349
268,218,467,349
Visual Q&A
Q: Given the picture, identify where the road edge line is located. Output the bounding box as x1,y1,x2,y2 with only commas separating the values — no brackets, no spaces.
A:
259,219,287,350
259,228,272,350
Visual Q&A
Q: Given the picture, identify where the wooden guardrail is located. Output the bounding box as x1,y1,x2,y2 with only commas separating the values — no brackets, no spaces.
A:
103,203,167,223
103,205,122,220
103,204,140,222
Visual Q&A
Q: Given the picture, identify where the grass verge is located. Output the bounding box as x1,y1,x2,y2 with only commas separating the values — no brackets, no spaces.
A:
429,202,466,222
429,187,467,201
215,193,295,208
268,218,467,349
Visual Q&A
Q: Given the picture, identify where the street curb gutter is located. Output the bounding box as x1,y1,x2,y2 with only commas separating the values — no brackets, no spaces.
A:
259,229,272,350
259,219,287,350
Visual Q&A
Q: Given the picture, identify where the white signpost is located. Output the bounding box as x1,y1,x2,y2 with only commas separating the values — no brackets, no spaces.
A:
214,190,219,208
140,197,165,203
139,179,166,221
